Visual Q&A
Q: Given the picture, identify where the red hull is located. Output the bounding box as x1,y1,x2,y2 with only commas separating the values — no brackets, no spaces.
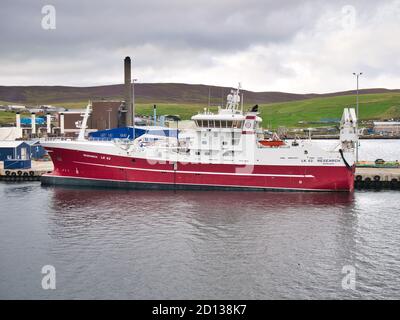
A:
42,147,355,191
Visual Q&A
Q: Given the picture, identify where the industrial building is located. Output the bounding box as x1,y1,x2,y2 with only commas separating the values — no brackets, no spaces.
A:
57,101,125,136
373,121,400,135
6,105,26,111
12,112,52,138
91,101,123,130
5,100,131,138
3,56,141,139
56,109,88,136
53,57,136,137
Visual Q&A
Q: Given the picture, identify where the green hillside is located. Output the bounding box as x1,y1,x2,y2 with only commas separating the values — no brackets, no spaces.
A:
0,110,19,125
259,92,400,128
136,93,400,128
1,93,400,128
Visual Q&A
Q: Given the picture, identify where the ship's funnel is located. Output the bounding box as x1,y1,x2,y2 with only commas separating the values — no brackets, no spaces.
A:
124,56,133,126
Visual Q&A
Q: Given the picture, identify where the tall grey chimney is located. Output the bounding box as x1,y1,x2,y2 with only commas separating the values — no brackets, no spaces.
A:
124,56,133,126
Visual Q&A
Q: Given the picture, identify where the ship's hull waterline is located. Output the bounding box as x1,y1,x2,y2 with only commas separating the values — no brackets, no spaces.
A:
41,147,355,192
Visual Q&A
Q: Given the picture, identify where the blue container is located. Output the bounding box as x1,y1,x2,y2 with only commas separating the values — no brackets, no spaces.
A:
89,126,178,140
4,159,32,169
20,117,45,125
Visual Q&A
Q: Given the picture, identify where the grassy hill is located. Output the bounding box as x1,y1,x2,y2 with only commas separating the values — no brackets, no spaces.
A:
259,92,400,128
1,83,399,105
0,111,19,125
0,83,314,105
54,92,400,129
1,84,400,128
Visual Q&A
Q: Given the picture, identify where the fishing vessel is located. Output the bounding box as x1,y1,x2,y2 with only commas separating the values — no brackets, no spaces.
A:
41,85,358,191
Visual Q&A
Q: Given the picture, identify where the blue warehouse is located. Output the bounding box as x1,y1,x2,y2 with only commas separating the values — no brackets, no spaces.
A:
0,141,31,161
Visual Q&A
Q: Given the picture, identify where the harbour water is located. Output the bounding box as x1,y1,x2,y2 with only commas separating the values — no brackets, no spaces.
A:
0,140,399,299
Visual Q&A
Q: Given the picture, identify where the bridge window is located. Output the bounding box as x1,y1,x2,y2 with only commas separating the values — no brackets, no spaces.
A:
223,151,234,157
233,120,243,128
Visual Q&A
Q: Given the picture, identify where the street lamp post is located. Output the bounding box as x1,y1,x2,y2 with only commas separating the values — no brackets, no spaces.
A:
107,108,112,129
132,78,138,139
353,72,362,163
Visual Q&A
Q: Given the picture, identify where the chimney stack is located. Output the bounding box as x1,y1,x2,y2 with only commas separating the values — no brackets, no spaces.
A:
124,56,133,127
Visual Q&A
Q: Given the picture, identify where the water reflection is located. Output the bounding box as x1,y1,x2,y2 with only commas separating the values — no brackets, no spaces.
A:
41,186,362,298
49,187,355,212
47,186,356,229
3,181,400,299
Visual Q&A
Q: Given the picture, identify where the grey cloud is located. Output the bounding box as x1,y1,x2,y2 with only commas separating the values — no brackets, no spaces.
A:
0,0,328,56
0,0,399,91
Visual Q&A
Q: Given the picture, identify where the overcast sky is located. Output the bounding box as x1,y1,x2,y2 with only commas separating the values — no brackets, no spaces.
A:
0,0,400,93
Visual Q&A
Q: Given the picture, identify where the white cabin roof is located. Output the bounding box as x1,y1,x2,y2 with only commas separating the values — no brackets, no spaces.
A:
0,140,27,148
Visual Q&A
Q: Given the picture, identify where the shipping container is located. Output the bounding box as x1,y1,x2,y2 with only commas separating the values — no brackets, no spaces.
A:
4,159,32,169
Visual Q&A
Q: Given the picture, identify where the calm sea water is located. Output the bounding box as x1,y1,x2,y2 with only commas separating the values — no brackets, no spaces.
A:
0,140,399,300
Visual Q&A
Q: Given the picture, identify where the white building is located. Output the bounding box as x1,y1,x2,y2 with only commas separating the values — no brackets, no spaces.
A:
0,127,23,140
373,121,400,135
7,105,26,111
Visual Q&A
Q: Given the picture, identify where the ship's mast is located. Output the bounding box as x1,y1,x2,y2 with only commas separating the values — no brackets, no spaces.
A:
226,83,241,112
77,101,92,141
340,107,358,152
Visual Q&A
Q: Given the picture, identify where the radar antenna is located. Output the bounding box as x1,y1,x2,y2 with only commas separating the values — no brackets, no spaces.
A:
226,83,241,111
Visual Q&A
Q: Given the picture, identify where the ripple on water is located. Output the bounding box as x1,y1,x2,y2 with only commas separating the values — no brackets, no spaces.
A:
0,183,400,299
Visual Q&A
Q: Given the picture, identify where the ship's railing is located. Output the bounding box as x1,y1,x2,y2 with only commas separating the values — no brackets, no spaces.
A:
41,137,77,142
89,137,123,141
41,136,125,142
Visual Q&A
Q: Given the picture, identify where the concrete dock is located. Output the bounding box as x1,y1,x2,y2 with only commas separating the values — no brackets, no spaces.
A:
355,167,400,190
